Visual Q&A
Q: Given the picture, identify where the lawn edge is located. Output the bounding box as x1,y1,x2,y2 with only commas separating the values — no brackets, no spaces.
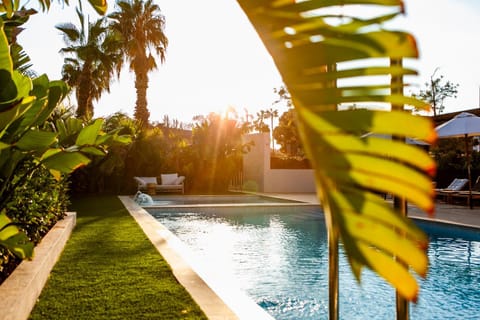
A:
0,212,76,320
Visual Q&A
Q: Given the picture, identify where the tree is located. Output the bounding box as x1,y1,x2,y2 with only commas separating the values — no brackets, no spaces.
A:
253,110,269,132
189,112,251,193
273,85,292,108
109,0,169,127
413,68,459,116
273,108,303,157
264,107,278,151
57,6,122,120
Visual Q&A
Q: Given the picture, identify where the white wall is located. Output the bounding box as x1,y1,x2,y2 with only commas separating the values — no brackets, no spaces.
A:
263,168,316,193
242,133,316,193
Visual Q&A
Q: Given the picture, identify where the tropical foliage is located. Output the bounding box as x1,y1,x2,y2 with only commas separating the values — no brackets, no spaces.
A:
273,108,304,157
431,137,480,188
0,0,107,17
253,110,270,133
1,161,70,283
187,113,251,193
67,109,257,195
68,114,185,194
0,0,130,270
57,5,122,120
236,1,437,317
109,0,168,126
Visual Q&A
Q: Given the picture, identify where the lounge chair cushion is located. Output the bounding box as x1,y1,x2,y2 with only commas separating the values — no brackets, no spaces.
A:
161,173,179,185
448,178,468,191
174,176,185,185
436,178,468,192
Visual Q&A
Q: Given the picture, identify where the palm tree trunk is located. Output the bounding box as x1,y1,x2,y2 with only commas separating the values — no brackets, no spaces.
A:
134,67,150,127
77,66,93,120
391,58,409,320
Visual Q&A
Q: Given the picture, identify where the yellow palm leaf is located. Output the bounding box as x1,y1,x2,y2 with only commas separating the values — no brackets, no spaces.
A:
237,0,436,304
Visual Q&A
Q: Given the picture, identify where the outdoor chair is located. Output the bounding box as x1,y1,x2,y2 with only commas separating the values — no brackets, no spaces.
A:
134,174,185,195
450,176,480,207
435,178,469,204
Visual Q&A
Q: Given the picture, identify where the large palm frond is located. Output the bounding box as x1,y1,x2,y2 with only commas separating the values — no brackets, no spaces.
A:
109,0,168,72
237,0,437,304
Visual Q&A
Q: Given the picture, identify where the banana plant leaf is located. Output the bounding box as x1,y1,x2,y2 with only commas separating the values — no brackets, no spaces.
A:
0,210,33,259
75,118,104,146
237,0,436,302
40,148,91,172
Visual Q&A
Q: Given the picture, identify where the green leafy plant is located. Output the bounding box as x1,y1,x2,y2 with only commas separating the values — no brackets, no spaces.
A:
237,0,437,317
0,4,130,262
189,112,252,193
0,0,107,18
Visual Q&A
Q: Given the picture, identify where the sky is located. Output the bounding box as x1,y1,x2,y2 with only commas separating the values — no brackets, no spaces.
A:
18,0,480,125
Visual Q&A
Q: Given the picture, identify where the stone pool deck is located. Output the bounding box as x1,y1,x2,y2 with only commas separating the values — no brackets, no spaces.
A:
260,193,480,229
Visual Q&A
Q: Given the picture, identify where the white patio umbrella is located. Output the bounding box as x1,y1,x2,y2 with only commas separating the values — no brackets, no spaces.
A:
435,112,480,208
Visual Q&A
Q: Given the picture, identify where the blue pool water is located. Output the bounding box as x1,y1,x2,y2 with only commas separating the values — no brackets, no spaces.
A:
148,206,480,320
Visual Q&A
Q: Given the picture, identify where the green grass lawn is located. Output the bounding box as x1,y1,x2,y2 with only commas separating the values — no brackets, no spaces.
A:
29,195,207,320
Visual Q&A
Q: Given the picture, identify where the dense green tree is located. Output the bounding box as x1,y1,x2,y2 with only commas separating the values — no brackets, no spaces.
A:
253,110,269,133
57,6,122,120
273,108,304,157
189,113,251,193
413,68,459,116
109,0,168,127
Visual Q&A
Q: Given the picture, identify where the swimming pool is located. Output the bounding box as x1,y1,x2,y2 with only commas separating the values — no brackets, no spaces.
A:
147,206,480,320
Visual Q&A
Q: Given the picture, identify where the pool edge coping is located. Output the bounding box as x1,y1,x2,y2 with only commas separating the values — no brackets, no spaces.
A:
119,196,275,320
409,215,480,230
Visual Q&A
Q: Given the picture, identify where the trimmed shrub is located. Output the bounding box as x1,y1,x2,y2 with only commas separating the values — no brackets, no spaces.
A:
0,160,70,284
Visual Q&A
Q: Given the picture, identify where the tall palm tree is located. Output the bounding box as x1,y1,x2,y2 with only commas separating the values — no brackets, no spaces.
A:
109,0,168,127
254,110,269,133
57,6,122,120
264,108,278,152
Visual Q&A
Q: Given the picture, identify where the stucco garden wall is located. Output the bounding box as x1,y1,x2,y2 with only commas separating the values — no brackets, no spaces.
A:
242,133,316,193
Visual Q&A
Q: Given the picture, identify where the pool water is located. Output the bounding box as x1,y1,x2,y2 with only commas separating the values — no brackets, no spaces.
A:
148,206,480,320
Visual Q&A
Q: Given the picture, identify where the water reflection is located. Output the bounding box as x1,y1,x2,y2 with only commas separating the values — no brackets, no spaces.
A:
151,207,480,320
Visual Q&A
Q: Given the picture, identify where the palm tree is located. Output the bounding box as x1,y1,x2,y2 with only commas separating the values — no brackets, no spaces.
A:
109,0,168,127
254,110,269,133
264,108,278,152
57,6,122,120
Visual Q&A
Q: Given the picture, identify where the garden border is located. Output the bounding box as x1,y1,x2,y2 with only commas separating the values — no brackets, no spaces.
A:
0,212,76,320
